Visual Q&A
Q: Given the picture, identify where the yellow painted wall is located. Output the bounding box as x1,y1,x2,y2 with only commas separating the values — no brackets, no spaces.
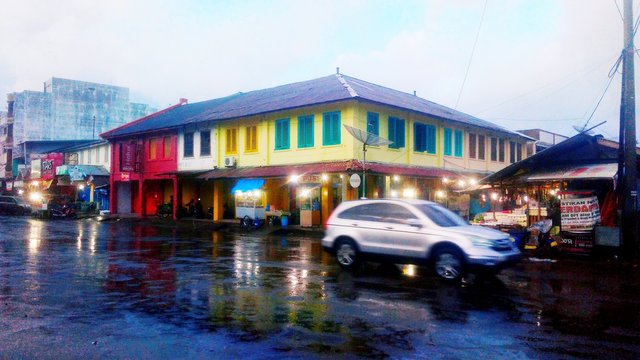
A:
211,99,530,174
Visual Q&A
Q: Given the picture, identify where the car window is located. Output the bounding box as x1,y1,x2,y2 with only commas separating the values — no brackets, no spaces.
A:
337,204,382,222
337,203,417,224
417,204,468,227
377,203,417,224
0,196,12,203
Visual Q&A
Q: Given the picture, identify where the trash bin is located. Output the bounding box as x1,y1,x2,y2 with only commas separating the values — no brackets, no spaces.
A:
280,215,288,229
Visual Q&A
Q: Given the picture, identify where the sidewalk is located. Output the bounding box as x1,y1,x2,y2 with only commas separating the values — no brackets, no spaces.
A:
94,214,325,238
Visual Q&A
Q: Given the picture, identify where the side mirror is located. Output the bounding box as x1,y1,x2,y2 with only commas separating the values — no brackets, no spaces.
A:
406,218,423,228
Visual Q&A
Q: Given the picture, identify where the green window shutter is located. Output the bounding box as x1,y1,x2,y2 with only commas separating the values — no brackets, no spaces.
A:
397,119,405,148
298,116,314,148
388,117,397,148
322,111,341,145
426,125,436,154
444,128,452,156
454,130,463,157
275,118,290,150
283,120,290,148
367,112,379,135
414,123,426,152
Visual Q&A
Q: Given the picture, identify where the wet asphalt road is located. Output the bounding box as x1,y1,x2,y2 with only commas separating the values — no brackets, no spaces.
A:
0,216,639,359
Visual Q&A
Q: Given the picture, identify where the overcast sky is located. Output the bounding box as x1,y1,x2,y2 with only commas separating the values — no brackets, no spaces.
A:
0,0,637,140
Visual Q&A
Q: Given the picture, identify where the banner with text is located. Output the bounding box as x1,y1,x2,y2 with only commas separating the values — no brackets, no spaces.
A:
560,196,601,231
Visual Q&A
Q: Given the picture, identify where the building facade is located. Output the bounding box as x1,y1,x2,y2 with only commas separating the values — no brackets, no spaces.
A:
1,77,155,190
103,74,533,222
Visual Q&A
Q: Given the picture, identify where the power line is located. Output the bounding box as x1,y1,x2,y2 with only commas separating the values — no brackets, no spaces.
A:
454,0,488,110
579,53,622,129
614,0,624,21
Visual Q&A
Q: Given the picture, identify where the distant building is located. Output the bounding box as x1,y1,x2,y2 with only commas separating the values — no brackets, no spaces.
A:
1,77,155,189
517,128,569,153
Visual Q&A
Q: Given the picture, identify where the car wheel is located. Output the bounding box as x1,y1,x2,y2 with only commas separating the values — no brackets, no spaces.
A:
335,239,359,270
433,247,464,282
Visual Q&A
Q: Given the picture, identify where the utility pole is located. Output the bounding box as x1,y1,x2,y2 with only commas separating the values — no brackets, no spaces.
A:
619,0,638,258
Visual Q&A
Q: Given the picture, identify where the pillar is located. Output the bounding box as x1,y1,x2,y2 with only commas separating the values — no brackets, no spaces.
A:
213,179,223,221
172,176,178,220
321,181,331,225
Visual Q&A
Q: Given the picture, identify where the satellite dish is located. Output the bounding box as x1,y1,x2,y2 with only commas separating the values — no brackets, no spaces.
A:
344,124,393,199
572,124,594,135
344,124,393,147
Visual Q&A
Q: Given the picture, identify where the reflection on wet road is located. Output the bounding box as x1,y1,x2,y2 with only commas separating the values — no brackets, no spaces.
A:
1,217,639,358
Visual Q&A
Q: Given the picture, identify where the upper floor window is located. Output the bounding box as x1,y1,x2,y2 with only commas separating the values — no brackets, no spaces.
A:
454,130,463,157
509,141,516,164
275,118,290,150
443,128,453,156
367,112,379,136
149,138,158,160
490,137,498,162
322,111,341,146
163,136,171,159
226,128,238,154
478,135,486,160
468,133,477,159
200,130,211,156
245,125,257,152
388,117,405,149
184,132,194,158
517,143,523,161
298,115,314,148
499,139,505,162
413,122,436,154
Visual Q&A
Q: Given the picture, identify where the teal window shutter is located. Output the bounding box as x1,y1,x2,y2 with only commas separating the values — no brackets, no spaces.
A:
426,125,436,154
275,118,290,150
298,115,314,148
444,128,452,156
367,112,379,136
454,130,463,157
388,117,397,148
323,111,341,145
397,119,405,148
414,123,426,152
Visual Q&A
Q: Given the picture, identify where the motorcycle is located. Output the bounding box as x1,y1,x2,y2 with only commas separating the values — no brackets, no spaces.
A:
51,204,76,219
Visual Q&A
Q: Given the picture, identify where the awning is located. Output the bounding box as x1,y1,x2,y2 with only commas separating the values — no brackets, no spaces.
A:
231,179,265,193
525,163,618,181
199,160,462,180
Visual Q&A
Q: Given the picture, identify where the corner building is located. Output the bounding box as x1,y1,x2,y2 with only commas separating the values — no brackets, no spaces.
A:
102,74,532,223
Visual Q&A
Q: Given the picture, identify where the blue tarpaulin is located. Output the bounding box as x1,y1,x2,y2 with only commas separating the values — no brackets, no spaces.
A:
231,179,264,194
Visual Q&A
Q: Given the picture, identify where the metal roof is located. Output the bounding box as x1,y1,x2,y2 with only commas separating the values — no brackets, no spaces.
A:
102,74,530,139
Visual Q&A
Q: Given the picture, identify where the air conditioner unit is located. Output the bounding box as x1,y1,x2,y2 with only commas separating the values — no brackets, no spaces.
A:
223,156,236,168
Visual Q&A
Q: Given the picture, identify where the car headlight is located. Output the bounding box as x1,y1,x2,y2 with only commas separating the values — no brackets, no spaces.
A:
470,236,494,248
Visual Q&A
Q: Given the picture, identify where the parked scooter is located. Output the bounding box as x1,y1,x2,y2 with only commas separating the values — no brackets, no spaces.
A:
50,204,76,219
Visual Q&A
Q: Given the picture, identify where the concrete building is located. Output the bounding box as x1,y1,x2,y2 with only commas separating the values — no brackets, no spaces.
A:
517,128,569,153
102,73,534,222
1,77,154,190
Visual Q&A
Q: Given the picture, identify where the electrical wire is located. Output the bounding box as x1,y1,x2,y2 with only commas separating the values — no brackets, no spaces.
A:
454,0,488,110
614,0,624,21
579,53,622,130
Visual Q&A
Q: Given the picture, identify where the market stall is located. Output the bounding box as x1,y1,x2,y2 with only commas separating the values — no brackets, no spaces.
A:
477,133,625,253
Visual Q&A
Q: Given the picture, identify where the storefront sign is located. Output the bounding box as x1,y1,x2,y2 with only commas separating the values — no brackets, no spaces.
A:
41,153,64,180
30,159,41,179
560,196,601,231
5,182,12,191
121,172,130,181
68,166,86,182
299,175,321,184
349,174,361,188
121,142,136,172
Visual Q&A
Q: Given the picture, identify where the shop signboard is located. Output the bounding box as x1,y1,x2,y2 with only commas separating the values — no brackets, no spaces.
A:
560,196,601,231
41,153,64,180
121,142,136,172
120,172,130,181
68,166,86,182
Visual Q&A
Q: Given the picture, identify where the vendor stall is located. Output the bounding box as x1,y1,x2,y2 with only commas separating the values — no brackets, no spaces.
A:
231,179,266,221
478,133,625,254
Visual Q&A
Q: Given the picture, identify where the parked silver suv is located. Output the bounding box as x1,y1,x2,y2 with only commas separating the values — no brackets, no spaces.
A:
322,199,521,281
